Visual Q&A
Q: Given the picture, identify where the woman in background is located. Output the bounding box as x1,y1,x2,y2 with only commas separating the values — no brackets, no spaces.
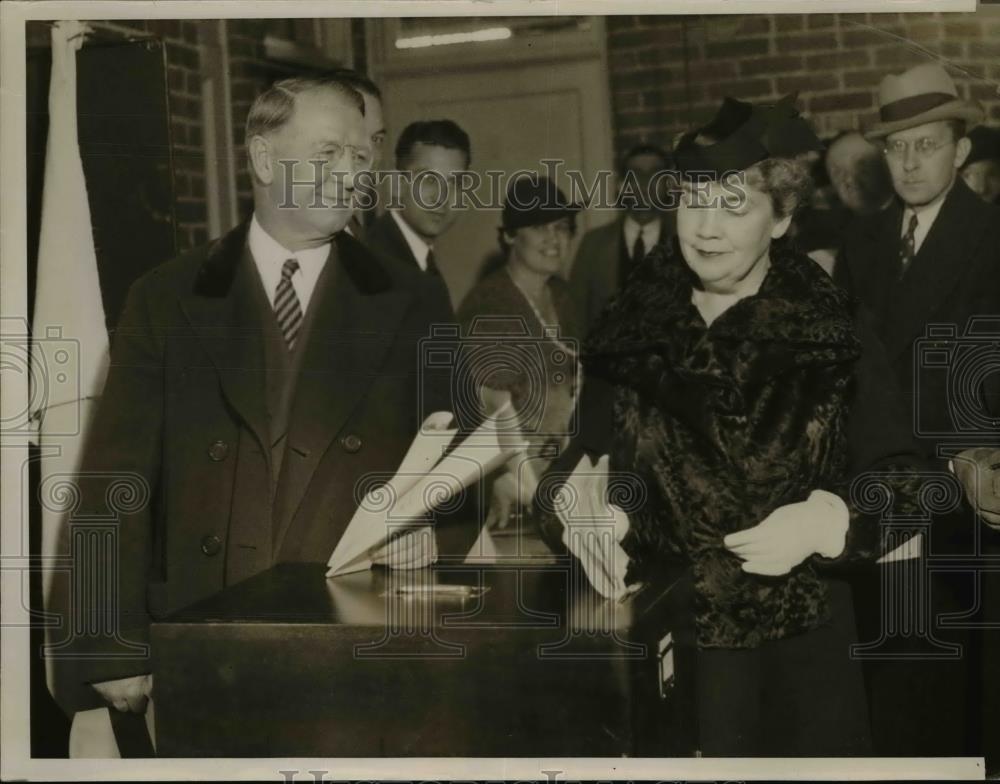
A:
458,176,582,529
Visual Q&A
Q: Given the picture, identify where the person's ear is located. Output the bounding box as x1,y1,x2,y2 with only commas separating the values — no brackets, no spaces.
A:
502,229,517,246
248,135,275,186
771,213,794,240
953,136,972,170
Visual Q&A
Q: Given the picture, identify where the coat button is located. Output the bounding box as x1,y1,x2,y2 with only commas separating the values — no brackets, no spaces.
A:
208,440,229,461
341,434,362,453
200,534,222,557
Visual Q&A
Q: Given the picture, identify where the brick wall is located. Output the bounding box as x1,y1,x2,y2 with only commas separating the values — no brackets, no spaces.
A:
72,19,369,247
225,20,369,218
608,11,1000,155
81,19,208,251
226,20,273,219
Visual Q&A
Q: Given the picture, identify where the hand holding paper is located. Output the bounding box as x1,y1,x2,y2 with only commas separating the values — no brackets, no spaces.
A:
326,405,527,577
556,454,633,601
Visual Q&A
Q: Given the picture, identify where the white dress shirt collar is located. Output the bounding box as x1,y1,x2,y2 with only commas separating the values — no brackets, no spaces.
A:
247,213,330,314
390,210,432,271
622,215,662,259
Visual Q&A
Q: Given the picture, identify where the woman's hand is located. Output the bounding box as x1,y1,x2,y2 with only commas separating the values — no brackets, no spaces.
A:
485,470,535,529
724,490,849,576
557,455,633,600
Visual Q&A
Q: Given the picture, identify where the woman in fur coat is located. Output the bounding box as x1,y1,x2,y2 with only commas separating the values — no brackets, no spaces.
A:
542,96,925,756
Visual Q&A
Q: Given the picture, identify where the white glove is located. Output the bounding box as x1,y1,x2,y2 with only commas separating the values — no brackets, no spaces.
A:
484,449,541,530
724,490,849,576
556,455,633,600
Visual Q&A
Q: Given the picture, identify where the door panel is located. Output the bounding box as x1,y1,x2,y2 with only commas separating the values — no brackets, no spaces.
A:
376,32,614,308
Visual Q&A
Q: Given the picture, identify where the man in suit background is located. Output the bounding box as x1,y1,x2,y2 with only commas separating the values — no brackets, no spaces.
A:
960,124,1000,206
328,69,386,241
837,63,1000,493
836,62,1000,762
49,74,468,723
365,120,471,309
569,143,676,334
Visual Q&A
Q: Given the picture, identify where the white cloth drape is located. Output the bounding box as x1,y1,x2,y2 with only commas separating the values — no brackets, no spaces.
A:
31,20,116,757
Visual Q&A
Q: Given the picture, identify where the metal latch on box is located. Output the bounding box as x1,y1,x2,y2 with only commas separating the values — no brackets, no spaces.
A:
658,631,675,698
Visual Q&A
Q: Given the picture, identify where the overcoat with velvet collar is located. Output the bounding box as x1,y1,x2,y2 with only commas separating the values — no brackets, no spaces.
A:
553,237,923,649
49,220,471,714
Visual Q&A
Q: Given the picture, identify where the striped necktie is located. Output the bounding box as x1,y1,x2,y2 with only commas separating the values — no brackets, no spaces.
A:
274,258,303,351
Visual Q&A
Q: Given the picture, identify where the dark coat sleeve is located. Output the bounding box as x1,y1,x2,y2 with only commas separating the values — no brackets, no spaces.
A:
820,303,928,566
408,268,485,559
534,371,618,552
49,273,165,713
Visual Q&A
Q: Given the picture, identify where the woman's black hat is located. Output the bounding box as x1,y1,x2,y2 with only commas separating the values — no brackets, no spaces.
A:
500,175,581,232
674,94,823,179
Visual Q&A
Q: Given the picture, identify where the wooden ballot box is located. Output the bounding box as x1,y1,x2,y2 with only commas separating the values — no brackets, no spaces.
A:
151,551,696,757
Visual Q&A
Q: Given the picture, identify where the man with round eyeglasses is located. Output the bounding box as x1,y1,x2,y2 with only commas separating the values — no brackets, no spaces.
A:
47,74,466,744
836,62,1000,763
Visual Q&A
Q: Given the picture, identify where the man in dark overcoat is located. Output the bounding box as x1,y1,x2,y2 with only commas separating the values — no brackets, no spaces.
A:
836,62,1000,763
50,75,473,724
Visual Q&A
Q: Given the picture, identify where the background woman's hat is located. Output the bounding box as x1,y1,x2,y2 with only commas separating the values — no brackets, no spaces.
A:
865,63,984,139
500,175,580,232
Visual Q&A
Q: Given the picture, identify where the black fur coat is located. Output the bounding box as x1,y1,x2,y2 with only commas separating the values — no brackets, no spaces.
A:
574,238,923,648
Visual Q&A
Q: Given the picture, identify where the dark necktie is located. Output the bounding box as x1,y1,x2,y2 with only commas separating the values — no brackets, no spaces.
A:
632,232,647,265
425,248,440,277
899,212,919,278
274,258,303,351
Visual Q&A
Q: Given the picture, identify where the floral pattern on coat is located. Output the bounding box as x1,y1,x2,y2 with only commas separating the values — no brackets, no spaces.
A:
582,237,921,648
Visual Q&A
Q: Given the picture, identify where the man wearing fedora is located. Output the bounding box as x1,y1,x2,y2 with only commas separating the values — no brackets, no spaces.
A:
836,62,1000,763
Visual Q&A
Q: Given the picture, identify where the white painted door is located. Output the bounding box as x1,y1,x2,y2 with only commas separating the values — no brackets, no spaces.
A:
370,18,615,308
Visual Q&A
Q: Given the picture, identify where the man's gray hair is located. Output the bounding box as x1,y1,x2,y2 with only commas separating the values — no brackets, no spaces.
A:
244,74,365,148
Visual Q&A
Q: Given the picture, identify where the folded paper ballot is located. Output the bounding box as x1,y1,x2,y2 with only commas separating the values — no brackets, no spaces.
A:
326,405,527,577
876,531,922,564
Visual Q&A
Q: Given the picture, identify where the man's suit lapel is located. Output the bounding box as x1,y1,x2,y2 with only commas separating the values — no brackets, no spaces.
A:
382,212,421,270
884,181,980,357
272,232,414,555
846,202,903,341
179,221,270,456
609,217,627,291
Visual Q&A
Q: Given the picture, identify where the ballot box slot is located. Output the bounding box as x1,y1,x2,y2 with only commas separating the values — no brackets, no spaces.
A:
384,584,490,599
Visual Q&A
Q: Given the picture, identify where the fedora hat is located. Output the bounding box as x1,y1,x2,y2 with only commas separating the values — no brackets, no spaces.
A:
866,62,983,139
